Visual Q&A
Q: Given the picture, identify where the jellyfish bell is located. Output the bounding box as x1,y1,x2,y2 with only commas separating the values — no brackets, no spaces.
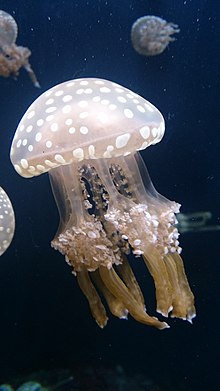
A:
0,10,18,47
0,187,15,256
10,78,195,329
131,15,180,57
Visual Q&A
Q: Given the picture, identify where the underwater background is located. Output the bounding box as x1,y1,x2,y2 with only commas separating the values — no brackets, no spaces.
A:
0,0,219,390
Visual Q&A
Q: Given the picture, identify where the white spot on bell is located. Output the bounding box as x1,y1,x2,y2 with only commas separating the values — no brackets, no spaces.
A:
124,108,134,118
115,133,130,149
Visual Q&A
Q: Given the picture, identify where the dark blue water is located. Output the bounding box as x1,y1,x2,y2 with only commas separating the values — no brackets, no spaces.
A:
0,1,219,390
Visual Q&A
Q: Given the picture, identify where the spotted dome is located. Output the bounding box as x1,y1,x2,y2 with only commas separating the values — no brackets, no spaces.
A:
10,78,165,178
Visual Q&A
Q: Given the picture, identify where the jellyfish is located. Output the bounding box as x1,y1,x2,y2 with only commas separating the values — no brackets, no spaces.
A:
0,10,40,87
0,186,15,256
10,78,195,329
131,15,180,57
177,211,220,233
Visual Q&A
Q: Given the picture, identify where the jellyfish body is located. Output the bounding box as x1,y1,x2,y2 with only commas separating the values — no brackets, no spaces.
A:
10,78,195,329
131,15,180,56
0,187,15,256
0,10,39,87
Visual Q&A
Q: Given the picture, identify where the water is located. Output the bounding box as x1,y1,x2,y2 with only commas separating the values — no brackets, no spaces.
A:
0,1,219,390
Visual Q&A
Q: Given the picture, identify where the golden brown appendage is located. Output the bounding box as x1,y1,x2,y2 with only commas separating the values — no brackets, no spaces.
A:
0,10,39,87
51,153,196,329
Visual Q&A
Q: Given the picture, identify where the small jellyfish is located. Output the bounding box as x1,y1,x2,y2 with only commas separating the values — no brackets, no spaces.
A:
131,15,180,56
0,186,15,256
10,78,195,329
0,10,40,87
17,382,47,391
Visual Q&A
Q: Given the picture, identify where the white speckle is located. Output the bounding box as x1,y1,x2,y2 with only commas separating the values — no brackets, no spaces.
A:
109,104,117,110
78,100,88,108
95,80,104,85
79,111,88,119
80,80,89,85
68,127,76,134
133,99,139,104
28,166,36,173
137,105,145,113
101,99,109,105
88,145,95,157
76,88,84,95
36,164,45,172
20,159,28,169
107,145,114,152
140,126,150,139
80,126,89,134
14,164,22,175
115,87,124,93
62,95,72,102
87,231,97,238
124,108,134,118
66,82,75,88
46,115,54,122
16,139,22,148
26,125,33,133
22,139,27,146
152,127,159,137
134,239,141,246
100,87,111,93
45,159,57,167
115,133,130,149
55,154,66,164
73,148,84,160
45,106,57,113
84,88,93,94
123,151,131,156
126,93,133,99
37,119,44,127
28,145,33,152
145,103,154,112
35,132,42,142
45,90,53,97
27,110,35,119
92,96,100,102
55,89,64,96
65,118,73,125
50,123,59,132
117,96,127,103
19,124,25,131
46,140,52,148
46,98,54,105
46,114,54,122
62,105,71,114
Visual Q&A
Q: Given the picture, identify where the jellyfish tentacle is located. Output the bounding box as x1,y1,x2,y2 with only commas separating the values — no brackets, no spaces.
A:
167,252,196,321
91,270,128,319
99,265,169,329
116,255,145,311
142,248,173,317
77,268,108,328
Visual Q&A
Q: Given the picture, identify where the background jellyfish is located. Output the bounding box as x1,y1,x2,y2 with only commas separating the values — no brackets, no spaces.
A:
0,186,15,256
10,78,195,329
131,15,180,56
177,211,220,233
0,10,40,87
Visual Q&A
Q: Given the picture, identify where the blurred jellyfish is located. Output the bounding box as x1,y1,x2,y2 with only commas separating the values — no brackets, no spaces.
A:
131,15,180,56
0,187,15,256
177,211,220,234
0,10,40,87
16,382,47,391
